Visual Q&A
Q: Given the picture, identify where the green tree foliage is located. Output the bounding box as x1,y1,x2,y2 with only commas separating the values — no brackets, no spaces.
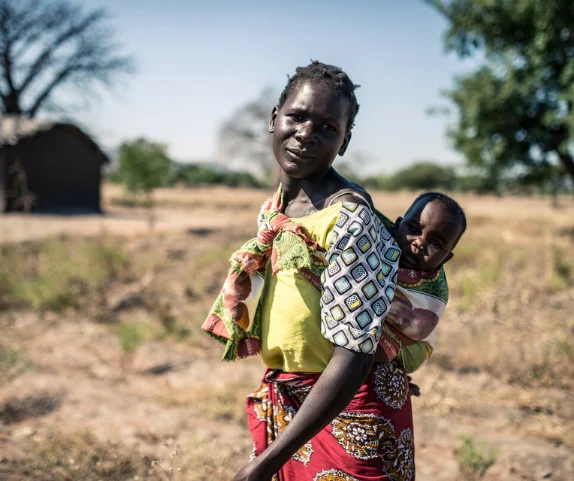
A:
168,164,262,188
364,161,457,191
391,161,457,191
427,0,574,187
117,138,172,197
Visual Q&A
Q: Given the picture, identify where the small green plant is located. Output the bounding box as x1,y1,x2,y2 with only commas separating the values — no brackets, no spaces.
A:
457,434,499,481
456,261,502,311
156,303,190,341
116,137,173,228
0,344,28,382
116,321,146,355
547,245,574,292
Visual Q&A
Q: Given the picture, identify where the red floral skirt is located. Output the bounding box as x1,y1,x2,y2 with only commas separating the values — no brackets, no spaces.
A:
247,362,415,481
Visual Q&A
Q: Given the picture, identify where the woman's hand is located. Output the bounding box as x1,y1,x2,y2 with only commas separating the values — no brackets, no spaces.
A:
407,375,421,397
232,457,273,481
237,347,374,477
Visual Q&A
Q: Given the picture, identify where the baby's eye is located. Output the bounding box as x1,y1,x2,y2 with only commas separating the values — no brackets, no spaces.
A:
289,114,304,121
321,124,336,132
430,239,442,250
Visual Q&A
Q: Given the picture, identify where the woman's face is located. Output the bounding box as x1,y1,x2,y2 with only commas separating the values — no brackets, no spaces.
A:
269,81,352,179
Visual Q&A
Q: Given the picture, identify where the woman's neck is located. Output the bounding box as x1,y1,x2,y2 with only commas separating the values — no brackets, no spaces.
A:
280,168,347,217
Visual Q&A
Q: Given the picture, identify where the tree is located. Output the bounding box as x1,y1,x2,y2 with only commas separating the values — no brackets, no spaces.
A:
0,0,134,118
117,138,172,227
390,161,457,191
426,0,574,187
335,151,375,184
216,87,277,184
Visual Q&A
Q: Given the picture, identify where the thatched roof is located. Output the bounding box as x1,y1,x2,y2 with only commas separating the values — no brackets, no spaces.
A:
0,116,108,162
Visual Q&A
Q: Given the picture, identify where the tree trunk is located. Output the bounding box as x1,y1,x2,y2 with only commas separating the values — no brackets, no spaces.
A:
557,151,574,185
146,192,155,231
3,92,22,116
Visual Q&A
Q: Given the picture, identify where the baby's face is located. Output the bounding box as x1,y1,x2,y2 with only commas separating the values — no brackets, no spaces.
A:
395,200,462,272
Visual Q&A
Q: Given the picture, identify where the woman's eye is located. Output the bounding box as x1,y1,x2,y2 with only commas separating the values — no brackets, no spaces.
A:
408,224,419,234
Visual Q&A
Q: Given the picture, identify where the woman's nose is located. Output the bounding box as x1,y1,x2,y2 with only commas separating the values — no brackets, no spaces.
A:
295,122,316,143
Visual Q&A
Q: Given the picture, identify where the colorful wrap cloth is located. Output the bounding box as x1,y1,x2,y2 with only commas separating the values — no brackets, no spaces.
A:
378,267,448,373
201,186,448,373
201,185,328,361
248,364,415,480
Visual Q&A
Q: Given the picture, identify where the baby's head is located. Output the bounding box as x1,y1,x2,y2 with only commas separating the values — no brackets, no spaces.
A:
394,192,466,272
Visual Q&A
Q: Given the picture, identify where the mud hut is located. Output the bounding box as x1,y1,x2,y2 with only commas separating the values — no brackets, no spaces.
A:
0,117,108,213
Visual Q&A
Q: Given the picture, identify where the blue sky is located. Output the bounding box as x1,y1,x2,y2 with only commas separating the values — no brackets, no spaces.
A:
75,0,477,174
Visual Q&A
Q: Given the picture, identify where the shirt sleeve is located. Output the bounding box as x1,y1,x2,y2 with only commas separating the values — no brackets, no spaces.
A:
320,202,400,354
399,341,433,373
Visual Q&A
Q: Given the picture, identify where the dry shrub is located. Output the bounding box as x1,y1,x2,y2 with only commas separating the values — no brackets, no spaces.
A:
2,430,248,481
1,237,130,312
456,434,499,481
2,432,153,481
183,247,234,300
0,344,28,383
1,393,62,424
158,379,253,425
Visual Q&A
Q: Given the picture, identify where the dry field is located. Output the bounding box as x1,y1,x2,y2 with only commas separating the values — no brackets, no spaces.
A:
1,184,573,481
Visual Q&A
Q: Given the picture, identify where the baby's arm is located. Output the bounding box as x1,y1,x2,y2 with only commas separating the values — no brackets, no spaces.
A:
375,330,432,373
385,289,439,341
398,341,432,373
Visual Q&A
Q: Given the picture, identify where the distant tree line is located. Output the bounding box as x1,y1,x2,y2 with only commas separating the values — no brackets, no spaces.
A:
106,138,263,193
107,140,572,198
360,161,572,196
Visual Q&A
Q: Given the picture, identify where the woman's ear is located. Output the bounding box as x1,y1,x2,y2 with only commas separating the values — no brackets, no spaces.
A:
338,131,352,156
268,106,279,133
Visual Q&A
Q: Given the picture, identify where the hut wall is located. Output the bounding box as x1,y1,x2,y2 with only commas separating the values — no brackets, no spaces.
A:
10,128,103,212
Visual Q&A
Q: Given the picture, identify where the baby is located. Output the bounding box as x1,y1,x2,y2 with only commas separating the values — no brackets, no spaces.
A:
375,192,467,372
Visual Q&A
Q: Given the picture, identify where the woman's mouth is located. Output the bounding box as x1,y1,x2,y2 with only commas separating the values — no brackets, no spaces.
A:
286,149,315,161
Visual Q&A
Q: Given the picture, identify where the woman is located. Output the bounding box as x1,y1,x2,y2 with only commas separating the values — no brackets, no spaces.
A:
203,61,415,481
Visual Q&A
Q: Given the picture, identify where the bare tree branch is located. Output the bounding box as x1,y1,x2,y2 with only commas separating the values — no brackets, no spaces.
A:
0,0,135,117
19,8,106,93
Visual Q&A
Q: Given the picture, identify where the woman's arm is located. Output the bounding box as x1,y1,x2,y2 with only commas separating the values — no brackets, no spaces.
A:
233,346,374,481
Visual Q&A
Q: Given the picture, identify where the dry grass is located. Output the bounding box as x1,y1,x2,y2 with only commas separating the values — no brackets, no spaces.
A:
158,378,254,425
0,237,131,312
433,203,574,388
1,187,573,480
1,429,248,481
2,189,573,388
0,343,28,383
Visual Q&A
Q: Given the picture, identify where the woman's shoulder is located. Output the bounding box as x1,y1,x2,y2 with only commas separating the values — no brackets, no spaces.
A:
325,179,375,210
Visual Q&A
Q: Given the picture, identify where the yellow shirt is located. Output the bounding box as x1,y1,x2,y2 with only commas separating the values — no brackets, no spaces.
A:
260,203,341,373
